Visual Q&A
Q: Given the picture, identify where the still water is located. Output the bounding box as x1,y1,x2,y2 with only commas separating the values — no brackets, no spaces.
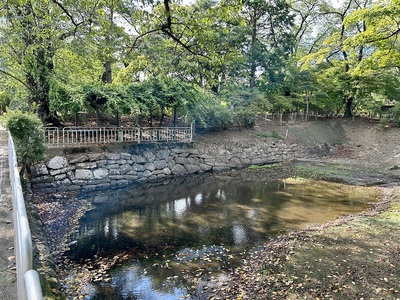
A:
66,170,378,299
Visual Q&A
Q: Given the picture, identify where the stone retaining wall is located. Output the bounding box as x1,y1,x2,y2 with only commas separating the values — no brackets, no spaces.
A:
31,141,310,193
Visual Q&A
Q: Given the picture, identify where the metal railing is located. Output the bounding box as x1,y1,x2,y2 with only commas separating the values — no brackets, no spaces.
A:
44,122,194,148
8,132,43,300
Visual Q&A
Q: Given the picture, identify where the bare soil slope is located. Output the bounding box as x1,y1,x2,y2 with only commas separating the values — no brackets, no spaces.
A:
196,118,400,171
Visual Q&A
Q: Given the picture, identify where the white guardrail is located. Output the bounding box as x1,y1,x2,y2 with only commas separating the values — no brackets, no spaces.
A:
44,122,195,148
8,132,43,300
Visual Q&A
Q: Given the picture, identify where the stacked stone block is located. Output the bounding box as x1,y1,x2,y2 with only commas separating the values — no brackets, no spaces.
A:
31,142,299,193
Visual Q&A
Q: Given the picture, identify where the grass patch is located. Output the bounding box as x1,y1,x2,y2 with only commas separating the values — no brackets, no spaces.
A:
252,130,283,140
295,164,352,179
248,163,281,170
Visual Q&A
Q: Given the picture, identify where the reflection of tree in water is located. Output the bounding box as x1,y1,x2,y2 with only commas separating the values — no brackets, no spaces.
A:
66,169,377,298
68,171,301,259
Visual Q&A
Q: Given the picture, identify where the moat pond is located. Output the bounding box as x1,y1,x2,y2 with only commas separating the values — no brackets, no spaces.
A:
65,168,379,300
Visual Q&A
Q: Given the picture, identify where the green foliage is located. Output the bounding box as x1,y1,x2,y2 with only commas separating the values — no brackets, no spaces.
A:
297,0,400,119
271,131,283,140
221,87,271,129
0,0,398,126
389,103,400,127
294,164,352,180
252,132,269,138
253,130,283,140
50,82,132,124
240,0,295,87
344,0,400,73
126,77,197,126
0,92,11,113
2,110,46,176
380,115,389,127
185,90,232,131
0,0,64,122
248,163,280,170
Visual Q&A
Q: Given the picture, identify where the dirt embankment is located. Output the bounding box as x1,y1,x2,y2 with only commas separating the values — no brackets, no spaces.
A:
200,118,400,170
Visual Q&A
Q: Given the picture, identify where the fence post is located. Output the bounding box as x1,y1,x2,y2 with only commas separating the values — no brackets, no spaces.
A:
118,129,123,142
191,121,195,141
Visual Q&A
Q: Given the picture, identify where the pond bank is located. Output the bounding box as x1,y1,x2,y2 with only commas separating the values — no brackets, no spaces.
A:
29,160,400,299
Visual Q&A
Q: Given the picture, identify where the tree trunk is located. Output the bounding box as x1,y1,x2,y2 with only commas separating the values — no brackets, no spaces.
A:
75,112,79,126
19,158,27,179
28,48,55,125
344,96,353,118
102,62,113,83
37,101,63,127
173,106,177,127
249,17,258,88
96,106,100,127
159,113,165,127
36,102,50,124
305,93,309,122
115,110,119,127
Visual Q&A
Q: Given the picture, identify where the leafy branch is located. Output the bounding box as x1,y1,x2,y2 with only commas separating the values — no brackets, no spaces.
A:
127,0,207,58
0,69,33,92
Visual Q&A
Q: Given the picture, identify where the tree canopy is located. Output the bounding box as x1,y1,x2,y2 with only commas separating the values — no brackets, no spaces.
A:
0,0,398,127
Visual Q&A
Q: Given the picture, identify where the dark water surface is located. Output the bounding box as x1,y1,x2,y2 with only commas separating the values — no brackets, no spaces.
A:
66,170,378,299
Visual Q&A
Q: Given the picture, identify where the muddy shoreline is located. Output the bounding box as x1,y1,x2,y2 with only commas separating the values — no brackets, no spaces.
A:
190,185,397,299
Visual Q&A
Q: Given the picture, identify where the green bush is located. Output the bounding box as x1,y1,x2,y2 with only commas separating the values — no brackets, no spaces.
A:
389,103,400,127
220,87,271,131
271,130,283,140
0,91,11,113
380,115,389,126
2,111,46,177
185,90,233,131
233,109,257,129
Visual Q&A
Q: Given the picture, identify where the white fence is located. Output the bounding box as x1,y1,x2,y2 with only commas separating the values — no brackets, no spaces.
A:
44,123,194,148
263,112,329,125
8,132,43,300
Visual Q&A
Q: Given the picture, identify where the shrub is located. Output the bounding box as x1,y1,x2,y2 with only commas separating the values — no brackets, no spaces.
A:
380,115,389,127
2,111,46,177
185,90,233,131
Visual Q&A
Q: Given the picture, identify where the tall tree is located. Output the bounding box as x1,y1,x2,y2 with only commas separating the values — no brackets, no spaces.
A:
299,0,374,118
240,0,294,88
118,0,245,92
343,0,400,75
0,0,142,124
0,0,62,123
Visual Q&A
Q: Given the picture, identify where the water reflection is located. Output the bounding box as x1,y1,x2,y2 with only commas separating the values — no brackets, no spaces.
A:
66,170,378,299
